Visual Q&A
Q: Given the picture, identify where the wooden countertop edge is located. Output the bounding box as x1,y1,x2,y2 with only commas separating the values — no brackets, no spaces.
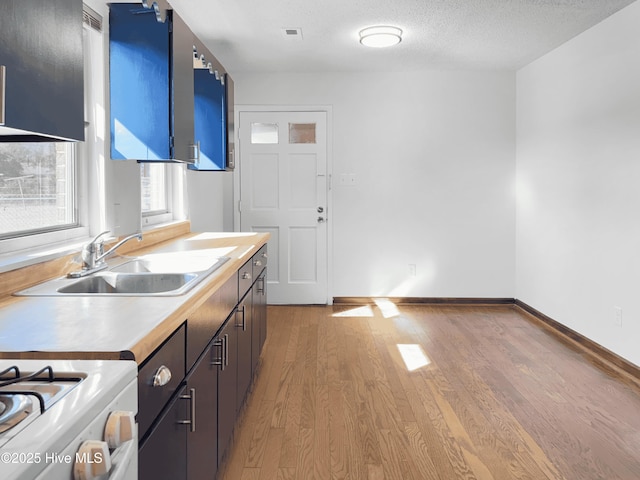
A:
127,236,268,362
0,221,192,300
0,230,269,364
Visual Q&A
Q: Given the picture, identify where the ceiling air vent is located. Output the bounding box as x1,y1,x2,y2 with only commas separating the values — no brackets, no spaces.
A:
83,5,103,32
282,28,303,40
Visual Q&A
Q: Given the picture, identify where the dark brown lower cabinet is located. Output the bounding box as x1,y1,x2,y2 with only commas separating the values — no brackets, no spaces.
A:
139,385,188,479
139,254,268,479
217,316,238,466
236,292,253,410
252,273,267,373
186,345,219,480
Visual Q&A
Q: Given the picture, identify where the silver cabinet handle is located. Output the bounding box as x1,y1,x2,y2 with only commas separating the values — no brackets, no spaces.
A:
253,259,262,267
212,335,228,371
178,388,196,433
242,272,251,280
210,340,223,367
152,365,172,387
236,305,246,331
224,334,229,367
262,252,268,258
190,141,200,163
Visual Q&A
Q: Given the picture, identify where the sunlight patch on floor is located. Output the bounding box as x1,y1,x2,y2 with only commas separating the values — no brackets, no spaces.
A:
397,344,431,371
332,305,374,317
374,298,401,318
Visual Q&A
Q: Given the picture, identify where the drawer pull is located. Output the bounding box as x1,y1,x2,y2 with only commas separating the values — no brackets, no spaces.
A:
224,334,229,368
236,305,246,331
210,339,223,367
152,365,172,387
242,271,251,280
178,388,196,433
253,259,262,267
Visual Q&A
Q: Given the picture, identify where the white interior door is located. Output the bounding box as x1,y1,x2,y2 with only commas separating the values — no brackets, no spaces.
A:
239,111,328,304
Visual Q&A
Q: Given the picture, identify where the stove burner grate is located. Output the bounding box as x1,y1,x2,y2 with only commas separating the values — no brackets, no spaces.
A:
0,365,84,414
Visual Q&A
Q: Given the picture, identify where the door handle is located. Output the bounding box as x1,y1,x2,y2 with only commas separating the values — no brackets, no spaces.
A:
317,206,324,213
317,216,325,223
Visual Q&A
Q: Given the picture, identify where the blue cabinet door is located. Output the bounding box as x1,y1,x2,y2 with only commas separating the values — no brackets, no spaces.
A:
109,4,171,160
190,69,227,171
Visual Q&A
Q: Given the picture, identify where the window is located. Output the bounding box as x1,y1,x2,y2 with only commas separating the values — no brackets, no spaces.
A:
141,163,176,227
141,163,167,214
0,143,77,239
250,123,279,144
289,123,316,144
0,5,100,253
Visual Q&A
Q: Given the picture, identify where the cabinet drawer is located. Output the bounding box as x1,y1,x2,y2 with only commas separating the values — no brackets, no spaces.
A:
138,324,186,439
238,258,253,299
252,244,268,278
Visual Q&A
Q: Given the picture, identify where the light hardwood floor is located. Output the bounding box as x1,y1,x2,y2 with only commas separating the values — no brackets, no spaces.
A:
218,304,640,479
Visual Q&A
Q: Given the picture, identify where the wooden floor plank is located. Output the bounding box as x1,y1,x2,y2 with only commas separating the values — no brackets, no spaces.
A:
218,304,640,479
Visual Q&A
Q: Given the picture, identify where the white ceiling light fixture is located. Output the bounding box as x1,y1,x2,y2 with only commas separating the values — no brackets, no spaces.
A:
359,25,403,48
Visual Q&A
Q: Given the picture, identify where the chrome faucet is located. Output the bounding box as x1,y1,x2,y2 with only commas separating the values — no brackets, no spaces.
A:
69,231,143,278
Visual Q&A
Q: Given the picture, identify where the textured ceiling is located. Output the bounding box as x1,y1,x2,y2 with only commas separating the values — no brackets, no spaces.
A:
165,0,637,74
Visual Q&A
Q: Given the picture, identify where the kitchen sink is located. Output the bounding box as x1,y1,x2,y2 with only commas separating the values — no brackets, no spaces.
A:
15,254,230,297
57,272,199,295
110,252,228,274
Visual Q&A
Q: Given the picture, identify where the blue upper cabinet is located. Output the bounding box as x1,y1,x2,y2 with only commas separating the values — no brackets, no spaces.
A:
109,3,195,163
190,68,226,171
0,0,84,142
189,41,235,172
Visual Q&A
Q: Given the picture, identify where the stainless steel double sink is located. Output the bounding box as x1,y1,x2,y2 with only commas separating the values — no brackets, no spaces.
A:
16,253,230,297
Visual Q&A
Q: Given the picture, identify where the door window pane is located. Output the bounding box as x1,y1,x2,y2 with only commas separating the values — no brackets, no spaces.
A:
0,142,76,238
251,123,278,144
289,123,316,144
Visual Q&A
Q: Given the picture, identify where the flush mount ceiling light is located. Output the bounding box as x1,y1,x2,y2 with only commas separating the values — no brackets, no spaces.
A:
359,25,403,48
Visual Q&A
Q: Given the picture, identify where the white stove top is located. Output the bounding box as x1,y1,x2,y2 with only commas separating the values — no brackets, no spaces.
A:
0,359,138,480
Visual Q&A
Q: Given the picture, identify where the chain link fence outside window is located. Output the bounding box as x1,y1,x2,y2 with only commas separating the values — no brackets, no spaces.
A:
0,143,76,238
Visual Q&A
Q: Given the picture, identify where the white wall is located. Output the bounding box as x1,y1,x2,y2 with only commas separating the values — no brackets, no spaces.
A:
234,71,516,298
516,1,640,365
186,170,234,232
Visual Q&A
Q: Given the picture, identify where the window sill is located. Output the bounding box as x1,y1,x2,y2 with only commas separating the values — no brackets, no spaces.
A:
0,221,190,281
0,237,88,274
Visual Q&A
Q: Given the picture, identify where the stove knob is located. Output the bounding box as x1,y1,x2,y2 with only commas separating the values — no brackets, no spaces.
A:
73,440,112,480
105,410,135,448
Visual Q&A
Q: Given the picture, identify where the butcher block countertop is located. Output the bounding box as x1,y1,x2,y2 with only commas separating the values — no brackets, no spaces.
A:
0,231,269,364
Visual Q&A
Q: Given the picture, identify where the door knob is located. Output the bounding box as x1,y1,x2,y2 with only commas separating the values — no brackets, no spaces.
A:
317,216,325,223
317,206,324,213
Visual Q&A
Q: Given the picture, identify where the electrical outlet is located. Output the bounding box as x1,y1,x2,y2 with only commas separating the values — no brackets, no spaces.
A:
614,306,623,327
408,264,416,276
339,173,357,186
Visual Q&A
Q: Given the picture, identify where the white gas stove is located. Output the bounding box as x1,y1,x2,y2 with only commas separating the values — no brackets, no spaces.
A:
0,359,138,480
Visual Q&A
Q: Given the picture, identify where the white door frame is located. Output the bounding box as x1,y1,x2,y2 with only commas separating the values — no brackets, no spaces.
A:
234,105,334,305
